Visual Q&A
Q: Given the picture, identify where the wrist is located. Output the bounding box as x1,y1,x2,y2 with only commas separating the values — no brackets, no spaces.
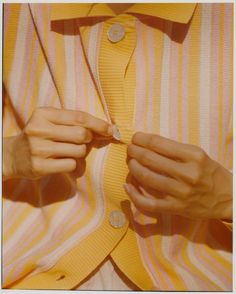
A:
3,137,16,180
212,164,232,220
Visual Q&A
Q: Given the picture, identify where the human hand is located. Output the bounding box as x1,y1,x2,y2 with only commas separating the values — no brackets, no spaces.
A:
125,132,232,220
3,107,112,180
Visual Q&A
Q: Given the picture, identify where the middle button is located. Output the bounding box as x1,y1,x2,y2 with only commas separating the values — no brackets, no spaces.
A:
109,210,126,228
107,23,125,43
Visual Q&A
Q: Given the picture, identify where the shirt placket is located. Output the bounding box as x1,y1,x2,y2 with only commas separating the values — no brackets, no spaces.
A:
98,14,136,144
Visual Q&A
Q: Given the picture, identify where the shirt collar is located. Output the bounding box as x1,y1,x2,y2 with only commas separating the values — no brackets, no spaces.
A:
51,3,197,24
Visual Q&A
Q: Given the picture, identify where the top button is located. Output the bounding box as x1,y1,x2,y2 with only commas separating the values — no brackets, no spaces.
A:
109,210,126,228
107,23,125,43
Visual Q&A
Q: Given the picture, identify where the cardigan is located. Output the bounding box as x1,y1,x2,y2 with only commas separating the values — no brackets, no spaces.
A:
3,3,232,290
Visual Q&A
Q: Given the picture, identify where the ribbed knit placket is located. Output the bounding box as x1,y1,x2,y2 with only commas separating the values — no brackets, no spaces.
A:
98,14,136,144
97,15,155,290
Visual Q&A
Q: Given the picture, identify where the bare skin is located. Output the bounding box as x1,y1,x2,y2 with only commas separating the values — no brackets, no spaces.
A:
3,107,112,180
125,132,232,221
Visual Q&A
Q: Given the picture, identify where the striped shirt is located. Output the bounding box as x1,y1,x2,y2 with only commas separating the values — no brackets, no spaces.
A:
3,3,233,290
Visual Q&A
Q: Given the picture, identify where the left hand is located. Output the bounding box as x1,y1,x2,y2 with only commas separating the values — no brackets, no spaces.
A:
125,132,232,220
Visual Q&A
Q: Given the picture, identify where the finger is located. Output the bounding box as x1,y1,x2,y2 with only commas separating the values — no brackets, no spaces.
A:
124,183,183,214
31,157,77,175
132,132,205,162
31,140,87,159
37,108,112,137
46,125,93,144
128,144,188,180
128,159,190,199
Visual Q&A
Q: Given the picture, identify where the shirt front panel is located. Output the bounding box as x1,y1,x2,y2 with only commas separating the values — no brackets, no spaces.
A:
3,3,233,291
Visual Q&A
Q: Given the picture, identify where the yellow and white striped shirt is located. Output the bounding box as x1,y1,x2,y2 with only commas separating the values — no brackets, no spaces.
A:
3,3,233,290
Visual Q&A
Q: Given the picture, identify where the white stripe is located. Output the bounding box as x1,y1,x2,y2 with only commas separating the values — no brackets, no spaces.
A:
37,66,52,107
199,4,212,153
187,222,228,290
159,22,172,137
161,216,199,289
88,24,100,83
8,5,29,107
88,23,111,123
63,22,77,109
3,180,29,219
4,208,42,257
25,145,108,276
4,193,83,273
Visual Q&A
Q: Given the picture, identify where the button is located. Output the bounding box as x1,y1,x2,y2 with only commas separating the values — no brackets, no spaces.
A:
109,210,126,228
107,23,125,43
111,124,121,140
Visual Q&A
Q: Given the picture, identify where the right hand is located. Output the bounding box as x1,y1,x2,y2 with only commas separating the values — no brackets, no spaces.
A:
3,107,112,180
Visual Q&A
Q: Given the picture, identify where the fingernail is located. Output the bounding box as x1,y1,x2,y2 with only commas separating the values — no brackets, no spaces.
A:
111,124,121,141
107,125,113,136
123,183,131,194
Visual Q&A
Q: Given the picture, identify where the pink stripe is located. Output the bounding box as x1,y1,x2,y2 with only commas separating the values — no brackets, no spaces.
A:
3,4,11,35
23,41,40,119
4,220,43,267
75,29,86,111
169,33,179,140
193,227,231,289
5,185,88,265
88,66,97,115
210,4,220,160
14,7,33,119
148,231,175,289
146,27,155,132
3,203,29,233
9,147,107,282
170,219,214,289
195,247,231,287
31,4,62,106
135,21,146,131
5,192,85,281
222,4,233,166
131,211,162,288
6,20,107,282
182,26,190,143
3,179,31,222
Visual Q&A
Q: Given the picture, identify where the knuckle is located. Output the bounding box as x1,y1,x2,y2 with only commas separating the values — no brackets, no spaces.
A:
24,123,38,136
33,107,46,118
189,166,201,185
128,158,136,170
31,156,43,175
140,170,149,183
76,128,87,141
141,150,151,163
76,111,86,124
151,202,160,213
132,132,143,144
98,121,108,134
127,144,135,156
181,185,192,198
193,147,207,163
148,136,158,150
78,144,87,157
66,159,77,171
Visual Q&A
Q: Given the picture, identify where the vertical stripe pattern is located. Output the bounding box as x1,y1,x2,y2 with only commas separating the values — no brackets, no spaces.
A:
3,3,232,291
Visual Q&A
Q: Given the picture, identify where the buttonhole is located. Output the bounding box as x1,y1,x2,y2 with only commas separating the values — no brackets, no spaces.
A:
56,274,65,281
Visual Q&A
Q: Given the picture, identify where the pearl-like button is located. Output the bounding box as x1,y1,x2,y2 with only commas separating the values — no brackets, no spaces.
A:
107,23,125,43
111,124,121,141
109,210,126,228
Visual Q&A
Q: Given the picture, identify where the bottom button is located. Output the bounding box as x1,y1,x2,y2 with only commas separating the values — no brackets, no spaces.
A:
109,210,126,228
